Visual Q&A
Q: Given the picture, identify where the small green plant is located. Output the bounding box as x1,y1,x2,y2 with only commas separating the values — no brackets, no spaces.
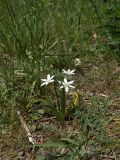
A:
39,69,77,123
36,96,110,160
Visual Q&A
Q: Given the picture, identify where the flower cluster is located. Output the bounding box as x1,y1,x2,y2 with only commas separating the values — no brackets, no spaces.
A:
41,69,75,93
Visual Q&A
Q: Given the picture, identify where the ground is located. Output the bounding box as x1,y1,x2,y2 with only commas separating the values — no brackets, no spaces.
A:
0,55,120,160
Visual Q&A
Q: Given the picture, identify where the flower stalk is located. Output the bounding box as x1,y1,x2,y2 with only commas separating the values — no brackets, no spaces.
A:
61,88,66,119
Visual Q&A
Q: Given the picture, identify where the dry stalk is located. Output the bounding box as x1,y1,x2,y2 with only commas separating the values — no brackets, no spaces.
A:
17,111,35,145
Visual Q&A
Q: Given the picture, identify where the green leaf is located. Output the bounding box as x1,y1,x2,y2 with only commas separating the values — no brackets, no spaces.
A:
35,140,68,148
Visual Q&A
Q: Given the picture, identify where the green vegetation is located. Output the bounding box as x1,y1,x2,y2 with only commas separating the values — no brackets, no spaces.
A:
0,0,120,159
105,0,120,61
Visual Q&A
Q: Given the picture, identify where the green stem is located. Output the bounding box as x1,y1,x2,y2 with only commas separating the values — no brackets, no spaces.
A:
61,88,66,119
54,81,60,112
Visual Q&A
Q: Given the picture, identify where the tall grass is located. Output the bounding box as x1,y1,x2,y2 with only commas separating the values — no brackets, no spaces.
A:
0,0,114,131
0,0,106,83
105,0,120,61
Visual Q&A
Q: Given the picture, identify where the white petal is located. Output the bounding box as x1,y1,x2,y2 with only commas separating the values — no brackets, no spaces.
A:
65,86,69,92
64,78,67,83
69,85,75,88
68,80,74,85
60,86,64,88
41,82,46,86
62,69,68,74
62,69,66,73
49,79,54,83
71,69,75,73
46,81,49,85
50,75,54,79
41,78,47,82
47,74,50,79
58,81,62,84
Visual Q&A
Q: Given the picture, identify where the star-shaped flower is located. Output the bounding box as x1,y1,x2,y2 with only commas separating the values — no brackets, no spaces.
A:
62,69,75,75
60,78,75,92
41,74,54,86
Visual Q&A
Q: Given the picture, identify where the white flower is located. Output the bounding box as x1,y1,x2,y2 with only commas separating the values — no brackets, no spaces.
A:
74,58,82,66
62,69,75,75
41,74,54,86
60,78,75,92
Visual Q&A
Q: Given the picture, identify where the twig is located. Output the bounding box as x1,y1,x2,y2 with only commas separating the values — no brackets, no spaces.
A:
40,116,56,122
101,155,115,159
17,111,35,145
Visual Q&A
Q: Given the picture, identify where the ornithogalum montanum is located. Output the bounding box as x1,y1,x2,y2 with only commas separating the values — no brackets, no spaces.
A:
62,69,75,75
40,69,77,123
60,78,75,93
41,74,54,86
